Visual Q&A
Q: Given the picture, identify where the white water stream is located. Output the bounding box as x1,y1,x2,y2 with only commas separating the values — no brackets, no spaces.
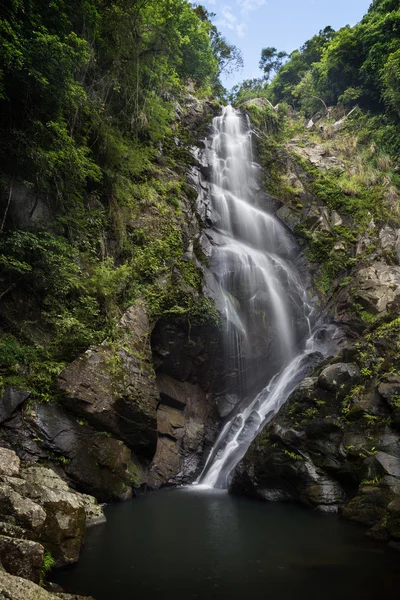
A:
196,106,331,489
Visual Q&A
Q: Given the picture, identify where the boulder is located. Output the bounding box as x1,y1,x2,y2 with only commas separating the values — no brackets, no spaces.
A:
156,374,188,409
351,388,390,417
57,304,158,457
156,405,185,439
352,263,400,314
0,570,94,600
19,465,86,566
379,226,398,255
300,477,345,511
0,448,20,477
0,535,43,583
378,377,400,410
0,389,30,424
0,483,46,532
364,452,400,479
318,363,360,393
76,495,106,528
342,485,394,527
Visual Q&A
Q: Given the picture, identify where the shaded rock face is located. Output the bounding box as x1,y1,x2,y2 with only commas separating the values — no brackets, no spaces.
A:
148,374,218,487
149,320,222,487
2,402,140,503
0,447,105,585
0,389,30,425
57,304,158,458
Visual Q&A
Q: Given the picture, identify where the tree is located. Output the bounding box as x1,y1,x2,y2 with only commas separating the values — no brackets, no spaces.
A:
193,5,243,78
259,47,287,81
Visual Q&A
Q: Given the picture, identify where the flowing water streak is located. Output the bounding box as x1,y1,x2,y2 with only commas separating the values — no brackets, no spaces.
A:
196,105,328,489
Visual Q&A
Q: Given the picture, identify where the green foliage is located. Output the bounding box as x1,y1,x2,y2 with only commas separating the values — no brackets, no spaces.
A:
40,549,55,585
243,1,400,147
0,1,227,402
259,47,288,81
283,448,304,461
361,475,381,485
383,48,400,116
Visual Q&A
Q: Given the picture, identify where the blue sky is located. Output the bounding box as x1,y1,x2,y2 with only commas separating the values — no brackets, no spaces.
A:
199,0,373,88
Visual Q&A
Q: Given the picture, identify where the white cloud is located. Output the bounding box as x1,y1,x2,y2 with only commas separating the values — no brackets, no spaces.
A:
205,0,265,40
236,0,266,13
215,4,247,38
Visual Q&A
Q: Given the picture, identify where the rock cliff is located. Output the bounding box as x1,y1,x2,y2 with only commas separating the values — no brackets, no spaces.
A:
231,103,400,551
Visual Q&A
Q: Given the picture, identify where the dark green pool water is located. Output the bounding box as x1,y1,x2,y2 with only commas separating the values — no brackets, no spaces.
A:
53,488,400,600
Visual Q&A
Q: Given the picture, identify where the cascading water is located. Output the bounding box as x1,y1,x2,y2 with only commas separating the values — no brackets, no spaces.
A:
196,105,333,489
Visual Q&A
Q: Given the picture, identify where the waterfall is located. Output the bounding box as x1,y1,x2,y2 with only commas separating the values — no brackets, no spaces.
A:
195,105,333,489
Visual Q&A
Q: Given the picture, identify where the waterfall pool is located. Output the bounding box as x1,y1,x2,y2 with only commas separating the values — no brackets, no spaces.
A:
52,488,400,600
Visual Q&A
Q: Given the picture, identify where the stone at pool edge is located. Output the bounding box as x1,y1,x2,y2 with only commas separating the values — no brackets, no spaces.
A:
0,448,106,569
0,569,95,600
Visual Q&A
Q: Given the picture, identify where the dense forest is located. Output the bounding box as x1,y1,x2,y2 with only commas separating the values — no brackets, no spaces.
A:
0,1,242,399
235,0,400,154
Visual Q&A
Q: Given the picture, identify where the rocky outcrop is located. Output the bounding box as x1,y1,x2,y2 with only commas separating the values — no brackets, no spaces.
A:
286,140,345,172
149,315,223,487
351,264,400,314
232,332,400,545
57,304,158,458
18,465,87,566
0,570,94,600
0,447,105,585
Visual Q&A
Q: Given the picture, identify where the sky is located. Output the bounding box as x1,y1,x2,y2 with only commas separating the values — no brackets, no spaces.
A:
199,0,373,88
